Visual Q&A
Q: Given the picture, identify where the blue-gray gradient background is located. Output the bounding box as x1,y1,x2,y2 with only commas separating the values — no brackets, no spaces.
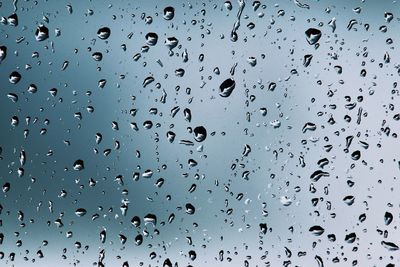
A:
0,0,399,266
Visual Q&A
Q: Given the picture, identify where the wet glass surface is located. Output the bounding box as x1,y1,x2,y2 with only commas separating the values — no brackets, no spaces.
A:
0,0,399,266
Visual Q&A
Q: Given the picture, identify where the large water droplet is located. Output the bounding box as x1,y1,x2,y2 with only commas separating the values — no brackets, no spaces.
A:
35,25,49,41
219,78,236,97
73,159,84,171
9,71,21,84
97,27,111,40
305,28,321,45
163,6,175,20
145,32,158,46
193,126,207,142
309,225,325,236
75,208,87,217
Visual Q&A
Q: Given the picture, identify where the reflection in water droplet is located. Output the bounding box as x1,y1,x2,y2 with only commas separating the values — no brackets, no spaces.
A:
75,208,87,217
305,28,321,45
9,71,21,84
145,32,158,46
97,27,111,40
163,6,175,20
193,126,207,142
144,214,157,226
309,225,325,236
0,46,7,63
35,25,49,41
219,78,236,97
73,160,84,171
185,203,195,214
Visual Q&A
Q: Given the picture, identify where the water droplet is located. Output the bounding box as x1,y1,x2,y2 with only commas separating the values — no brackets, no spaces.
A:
27,84,38,93
73,160,84,171
97,27,111,40
185,203,195,214
382,241,399,251
310,170,329,182
343,195,355,206
8,13,18,26
384,212,393,225
0,46,7,63
35,25,49,41
163,6,175,20
305,28,321,45
134,234,143,246
309,225,325,236
144,214,157,226
92,52,103,61
166,131,176,143
303,54,313,67
219,78,236,97
131,216,141,227
165,37,179,50
193,126,207,142
9,71,21,84
145,32,158,46
75,208,87,217
224,1,232,11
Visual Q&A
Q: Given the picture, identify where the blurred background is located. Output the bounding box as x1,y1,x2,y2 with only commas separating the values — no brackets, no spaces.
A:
0,0,399,266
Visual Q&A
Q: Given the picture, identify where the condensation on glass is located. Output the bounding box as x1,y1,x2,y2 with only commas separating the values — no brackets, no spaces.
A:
0,0,399,266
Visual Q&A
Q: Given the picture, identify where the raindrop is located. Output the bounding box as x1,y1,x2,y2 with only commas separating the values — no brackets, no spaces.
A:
224,1,232,11
92,52,103,61
305,28,321,45
302,122,316,133
7,13,18,26
145,32,158,46
382,241,399,251
219,78,236,97
73,160,85,171
163,6,175,20
75,208,87,217
28,84,38,93
309,225,325,236
167,131,176,143
165,37,179,50
134,234,143,246
131,216,141,227
303,54,313,67
384,212,393,225
310,170,329,182
97,27,111,40
193,126,207,142
9,71,21,84
0,46,6,63
144,214,157,226
343,195,355,206
185,203,195,215
35,25,49,41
